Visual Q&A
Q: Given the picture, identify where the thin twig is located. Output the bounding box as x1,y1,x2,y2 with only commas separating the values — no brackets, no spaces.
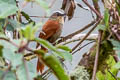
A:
92,0,101,20
0,37,34,52
42,69,52,79
72,41,95,54
61,34,98,45
77,3,89,10
82,0,103,19
91,30,102,80
91,3,101,79
90,10,96,20
23,59,30,80
30,16,81,18
41,69,52,78
3,18,8,33
0,37,18,47
72,19,101,52
24,53,37,61
24,53,36,61
1,63,11,80
48,0,56,8
108,70,118,80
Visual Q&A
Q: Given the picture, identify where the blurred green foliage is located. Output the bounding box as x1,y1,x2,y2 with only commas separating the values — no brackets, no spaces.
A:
0,0,72,80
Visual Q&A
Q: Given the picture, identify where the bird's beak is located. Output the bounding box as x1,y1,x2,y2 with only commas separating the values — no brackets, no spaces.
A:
62,13,66,21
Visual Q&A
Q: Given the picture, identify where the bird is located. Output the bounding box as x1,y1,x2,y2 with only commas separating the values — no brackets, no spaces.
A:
36,11,66,73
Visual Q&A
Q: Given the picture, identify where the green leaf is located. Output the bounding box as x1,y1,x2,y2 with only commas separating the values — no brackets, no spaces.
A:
0,0,16,4
35,38,58,52
3,71,16,80
32,23,42,35
97,71,106,80
59,51,72,62
0,40,23,68
7,19,22,30
0,70,3,79
44,54,70,80
110,39,120,48
21,23,33,40
0,22,4,33
3,48,23,68
21,23,41,40
97,24,106,31
0,57,5,67
0,40,16,51
16,64,27,80
0,45,3,56
0,0,18,18
110,39,120,57
35,38,72,61
35,0,48,9
34,75,44,80
113,62,120,69
97,56,118,80
7,19,24,31
115,0,120,16
56,45,72,52
16,62,37,80
21,11,34,23
104,9,109,28
27,62,37,79
0,19,13,31
0,19,23,31
34,0,50,15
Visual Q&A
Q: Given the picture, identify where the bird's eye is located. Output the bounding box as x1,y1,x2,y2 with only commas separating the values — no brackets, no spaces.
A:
56,13,60,16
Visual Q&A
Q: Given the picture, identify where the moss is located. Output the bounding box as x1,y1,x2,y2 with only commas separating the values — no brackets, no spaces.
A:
70,66,90,80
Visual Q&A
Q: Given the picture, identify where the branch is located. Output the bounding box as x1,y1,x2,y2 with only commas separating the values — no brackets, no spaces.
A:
3,18,8,33
113,54,119,62
72,19,101,52
60,34,98,45
108,70,118,80
92,0,101,19
72,41,95,54
1,63,11,80
0,37,34,53
0,37,19,47
41,69,52,79
82,0,103,19
91,30,102,80
30,16,81,18
48,0,56,8
24,53,36,61
57,20,96,44
23,59,30,80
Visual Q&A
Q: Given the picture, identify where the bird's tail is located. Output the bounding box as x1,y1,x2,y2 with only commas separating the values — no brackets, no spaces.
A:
37,58,44,73
36,46,47,73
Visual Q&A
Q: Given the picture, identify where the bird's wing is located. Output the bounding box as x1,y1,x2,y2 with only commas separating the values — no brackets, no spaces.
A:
36,20,60,48
39,20,60,39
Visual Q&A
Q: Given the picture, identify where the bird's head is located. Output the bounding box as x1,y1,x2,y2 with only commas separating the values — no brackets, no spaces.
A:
49,11,66,24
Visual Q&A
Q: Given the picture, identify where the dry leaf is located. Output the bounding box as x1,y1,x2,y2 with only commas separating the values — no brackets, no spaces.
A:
61,0,76,20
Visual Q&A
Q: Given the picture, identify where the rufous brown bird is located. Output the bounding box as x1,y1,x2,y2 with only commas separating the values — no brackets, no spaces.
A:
36,11,66,73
